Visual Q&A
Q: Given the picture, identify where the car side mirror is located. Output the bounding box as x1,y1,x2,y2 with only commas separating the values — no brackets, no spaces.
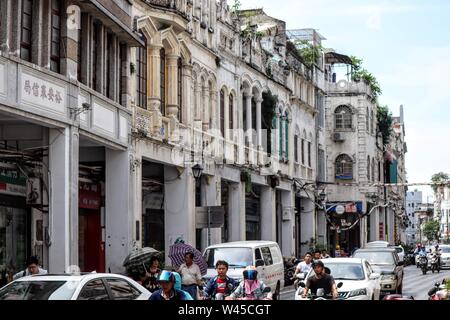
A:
337,282,343,289
255,259,265,267
263,287,271,293
369,273,381,280
299,282,306,288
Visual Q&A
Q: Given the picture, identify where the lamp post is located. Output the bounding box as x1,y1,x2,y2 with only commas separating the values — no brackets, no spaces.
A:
192,164,212,247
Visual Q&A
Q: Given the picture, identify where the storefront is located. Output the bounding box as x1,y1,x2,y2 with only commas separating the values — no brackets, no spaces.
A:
327,202,363,256
246,185,262,241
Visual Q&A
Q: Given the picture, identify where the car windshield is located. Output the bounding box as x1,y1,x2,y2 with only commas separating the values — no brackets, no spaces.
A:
315,263,365,281
353,251,395,266
440,247,450,253
204,248,253,268
0,281,78,300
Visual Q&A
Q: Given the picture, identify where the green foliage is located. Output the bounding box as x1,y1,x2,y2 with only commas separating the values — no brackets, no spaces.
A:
377,105,393,145
231,0,241,13
261,91,278,129
431,172,449,194
350,56,382,101
423,220,440,242
295,40,323,68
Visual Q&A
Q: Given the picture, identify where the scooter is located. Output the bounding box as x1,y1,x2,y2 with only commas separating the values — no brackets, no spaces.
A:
292,272,306,290
297,282,344,300
419,255,428,275
232,287,273,300
430,253,440,274
428,280,448,300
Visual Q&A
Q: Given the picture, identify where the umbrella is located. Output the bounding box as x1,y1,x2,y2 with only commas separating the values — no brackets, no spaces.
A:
123,247,162,270
169,243,208,276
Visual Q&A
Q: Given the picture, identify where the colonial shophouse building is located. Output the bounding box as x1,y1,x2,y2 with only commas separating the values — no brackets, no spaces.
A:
130,1,327,263
0,0,143,282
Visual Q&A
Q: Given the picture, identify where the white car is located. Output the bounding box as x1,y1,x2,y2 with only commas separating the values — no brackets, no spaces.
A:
294,258,381,300
0,273,151,300
394,246,405,262
437,245,450,269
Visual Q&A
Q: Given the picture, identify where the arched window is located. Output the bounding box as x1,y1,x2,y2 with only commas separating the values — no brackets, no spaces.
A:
294,134,299,163
366,107,370,132
301,131,306,165
220,89,225,136
372,158,376,183
308,134,312,167
279,112,283,158
335,105,352,130
367,156,371,181
229,93,234,131
284,111,289,161
336,154,354,180
178,57,183,122
371,110,374,134
160,48,166,115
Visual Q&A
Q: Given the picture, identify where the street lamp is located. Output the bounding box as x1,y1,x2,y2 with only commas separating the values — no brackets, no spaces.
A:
192,164,204,180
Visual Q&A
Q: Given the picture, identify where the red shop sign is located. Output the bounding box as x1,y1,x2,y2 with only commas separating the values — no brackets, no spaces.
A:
79,182,102,210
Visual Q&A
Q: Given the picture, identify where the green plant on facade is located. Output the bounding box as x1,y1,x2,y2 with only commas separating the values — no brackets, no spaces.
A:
377,104,393,145
241,170,252,193
261,91,278,155
431,172,449,194
349,56,382,102
294,40,323,68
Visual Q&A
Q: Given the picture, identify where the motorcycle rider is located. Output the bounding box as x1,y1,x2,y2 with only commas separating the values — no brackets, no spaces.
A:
203,261,237,300
431,245,442,268
294,252,313,276
302,261,338,299
226,266,272,300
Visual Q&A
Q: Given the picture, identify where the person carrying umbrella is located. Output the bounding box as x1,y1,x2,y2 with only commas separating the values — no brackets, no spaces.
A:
177,252,203,300
141,256,162,293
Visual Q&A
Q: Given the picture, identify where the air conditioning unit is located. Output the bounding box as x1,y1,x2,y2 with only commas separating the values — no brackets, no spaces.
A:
334,132,345,142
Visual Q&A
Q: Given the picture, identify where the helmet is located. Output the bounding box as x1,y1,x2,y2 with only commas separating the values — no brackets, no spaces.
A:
158,270,175,283
173,272,182,290
243,266,258,280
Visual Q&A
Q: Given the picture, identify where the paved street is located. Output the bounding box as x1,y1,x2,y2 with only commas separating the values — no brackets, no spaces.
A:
280,265,450,300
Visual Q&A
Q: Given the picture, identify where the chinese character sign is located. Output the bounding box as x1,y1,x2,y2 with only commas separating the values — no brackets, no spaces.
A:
21,73,66,113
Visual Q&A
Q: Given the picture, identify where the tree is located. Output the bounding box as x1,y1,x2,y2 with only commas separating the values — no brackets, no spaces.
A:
295,40,323,68
431,172,449,194
423,220,440,242
377,105,393,145
231,0,241,13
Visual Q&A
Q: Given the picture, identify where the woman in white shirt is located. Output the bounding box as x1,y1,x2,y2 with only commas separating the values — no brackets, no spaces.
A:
178,252,202,300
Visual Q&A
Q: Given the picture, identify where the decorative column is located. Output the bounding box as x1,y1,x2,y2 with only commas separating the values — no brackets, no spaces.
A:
166,54,180,119
256,96,263,149
182,63,193,125
194,82,202,124
210,89,218,130
244,92,253,146
202,84,210,132
147,44,163,132
261,186,276,241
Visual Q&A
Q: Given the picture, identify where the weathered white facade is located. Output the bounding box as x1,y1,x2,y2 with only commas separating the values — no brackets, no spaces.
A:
406,190,422,245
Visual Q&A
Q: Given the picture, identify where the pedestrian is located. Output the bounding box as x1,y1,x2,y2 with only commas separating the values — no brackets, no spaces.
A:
12,256,47,281
294,252,313,276
321,250,330,259
141,256,161,293
203,260,238,300
178,252,202,300
149,270,192,301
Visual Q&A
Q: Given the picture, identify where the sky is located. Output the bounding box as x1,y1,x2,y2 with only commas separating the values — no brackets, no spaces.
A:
235,0,450,202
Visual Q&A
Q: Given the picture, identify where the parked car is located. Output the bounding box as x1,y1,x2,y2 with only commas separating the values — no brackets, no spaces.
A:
353,248,404,295
394,246,405,262
203,241,285,300
0,273,151,300
294,258,381,300
438,245,450,269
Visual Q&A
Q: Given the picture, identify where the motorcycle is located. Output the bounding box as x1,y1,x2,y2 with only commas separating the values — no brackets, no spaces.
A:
430,253,440,274
428,280,448,301
230,287,273,301
419,255,428,275
297,282,344,300
284,258,300,286
292,272,306,290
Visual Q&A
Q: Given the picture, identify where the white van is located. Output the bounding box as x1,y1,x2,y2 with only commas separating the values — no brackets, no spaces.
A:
203,241,285,299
